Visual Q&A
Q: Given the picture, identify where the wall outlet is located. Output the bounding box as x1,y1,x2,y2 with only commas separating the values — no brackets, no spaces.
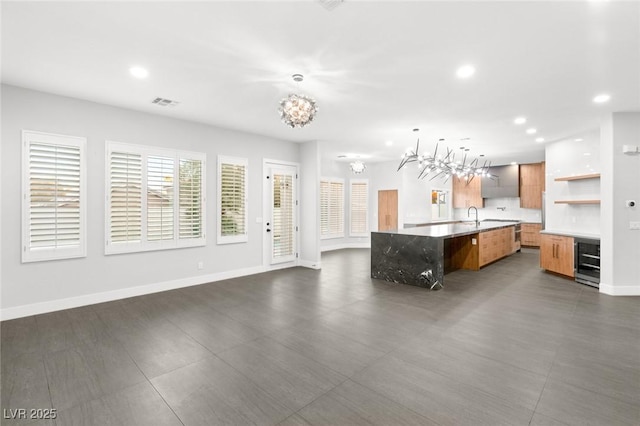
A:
630,222,640,230
471,238,477,245
197,261,204,270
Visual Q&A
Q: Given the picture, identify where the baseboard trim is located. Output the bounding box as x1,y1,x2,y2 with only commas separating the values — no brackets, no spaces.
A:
599,282,640,296
0,265,269,321
299,259,321,269
321,242,370,252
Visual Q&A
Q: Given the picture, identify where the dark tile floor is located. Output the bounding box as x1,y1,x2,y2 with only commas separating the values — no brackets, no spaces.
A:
2,248,639,425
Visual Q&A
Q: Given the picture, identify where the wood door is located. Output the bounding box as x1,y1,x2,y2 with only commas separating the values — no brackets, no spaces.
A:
378,190,398,231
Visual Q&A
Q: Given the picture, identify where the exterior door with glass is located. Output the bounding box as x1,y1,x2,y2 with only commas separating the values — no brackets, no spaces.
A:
264,162,298,266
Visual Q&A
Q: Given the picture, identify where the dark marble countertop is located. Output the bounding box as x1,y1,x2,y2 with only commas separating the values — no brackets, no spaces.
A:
376,220,520,239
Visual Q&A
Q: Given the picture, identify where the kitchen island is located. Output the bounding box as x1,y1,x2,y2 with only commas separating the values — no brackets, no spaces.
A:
371,221,520,289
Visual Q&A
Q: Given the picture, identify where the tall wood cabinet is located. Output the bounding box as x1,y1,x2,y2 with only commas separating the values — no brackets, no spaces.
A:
540,233,574,277
520,162,545,209
377,190,398,231
452,176,483,209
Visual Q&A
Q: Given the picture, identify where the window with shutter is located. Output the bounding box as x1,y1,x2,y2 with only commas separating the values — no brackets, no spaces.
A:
106,141,205,254
218,156,248,244
320,178,344,239
350,179,369,236
320,180,330,236
22,131,86,262
147,155,175,242
179,158,203,239
109,151,142,244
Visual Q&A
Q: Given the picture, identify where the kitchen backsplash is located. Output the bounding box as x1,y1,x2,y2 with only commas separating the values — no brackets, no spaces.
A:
453,197,542,223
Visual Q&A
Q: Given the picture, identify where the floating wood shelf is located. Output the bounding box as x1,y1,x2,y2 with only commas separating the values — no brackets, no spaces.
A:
554,199,601,205
554,173,600,181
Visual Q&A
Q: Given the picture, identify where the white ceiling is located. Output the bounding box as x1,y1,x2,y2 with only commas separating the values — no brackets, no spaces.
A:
2,1,639,166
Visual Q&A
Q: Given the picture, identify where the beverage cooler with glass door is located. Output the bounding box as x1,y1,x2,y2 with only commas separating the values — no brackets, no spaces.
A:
574,237,600,288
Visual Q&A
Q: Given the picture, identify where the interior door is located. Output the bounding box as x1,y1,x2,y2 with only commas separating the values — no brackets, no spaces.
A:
378,189,398,231
265,164,298,266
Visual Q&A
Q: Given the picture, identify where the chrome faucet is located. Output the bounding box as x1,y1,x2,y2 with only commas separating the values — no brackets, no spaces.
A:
468,206,479,226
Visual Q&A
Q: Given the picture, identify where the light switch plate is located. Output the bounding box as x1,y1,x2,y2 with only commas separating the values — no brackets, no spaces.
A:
630,221,640,230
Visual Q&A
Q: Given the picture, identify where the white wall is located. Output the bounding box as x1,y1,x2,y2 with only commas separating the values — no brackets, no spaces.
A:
545,131,601,235
1,85,301,318
600,112,640,295
299,141,321,267
453,197,542,223
402,168,453,225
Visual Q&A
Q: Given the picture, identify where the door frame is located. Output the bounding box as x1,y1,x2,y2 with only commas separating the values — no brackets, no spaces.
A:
263,159,300,271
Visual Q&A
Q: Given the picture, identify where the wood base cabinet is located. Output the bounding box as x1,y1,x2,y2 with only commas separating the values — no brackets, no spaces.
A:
540,234,574,277
521,223,542,247
479,227,514,267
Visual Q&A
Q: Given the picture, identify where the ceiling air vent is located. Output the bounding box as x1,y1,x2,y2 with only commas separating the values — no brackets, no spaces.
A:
317,0,344,11
151,97,180,108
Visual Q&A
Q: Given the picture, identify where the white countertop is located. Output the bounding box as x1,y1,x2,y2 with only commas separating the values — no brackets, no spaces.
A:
376,221,520,239
540,229,600,240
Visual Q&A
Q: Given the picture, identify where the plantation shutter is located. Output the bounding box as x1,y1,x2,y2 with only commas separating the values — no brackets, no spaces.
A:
106,142,206,254
147,155,175,241
320,178,344,238
218,157,247,243
272,172,294,258
23,131,86,262
320,180,330,236
329,181,344,236
350,180,368,236
179,158,203,239
109,151,142,243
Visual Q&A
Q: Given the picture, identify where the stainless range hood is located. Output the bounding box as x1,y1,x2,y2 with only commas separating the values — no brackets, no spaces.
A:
481,164,519,198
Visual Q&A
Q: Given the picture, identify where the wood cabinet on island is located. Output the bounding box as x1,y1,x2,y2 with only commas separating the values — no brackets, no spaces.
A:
371,221,520,289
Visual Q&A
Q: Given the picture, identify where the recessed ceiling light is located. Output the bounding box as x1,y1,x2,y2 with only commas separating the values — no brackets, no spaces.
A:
526,128,537,134
574,138,584,142
129,66,149,79
535,137,545,143
456,65,476,79
593,93,611,103
385,141,393,146
584,152,592,156
514,117,527,125
510,161,518,165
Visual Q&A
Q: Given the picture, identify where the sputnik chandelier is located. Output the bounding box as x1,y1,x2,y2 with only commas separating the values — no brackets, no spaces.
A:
279,74,318,128
397,129,492,183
